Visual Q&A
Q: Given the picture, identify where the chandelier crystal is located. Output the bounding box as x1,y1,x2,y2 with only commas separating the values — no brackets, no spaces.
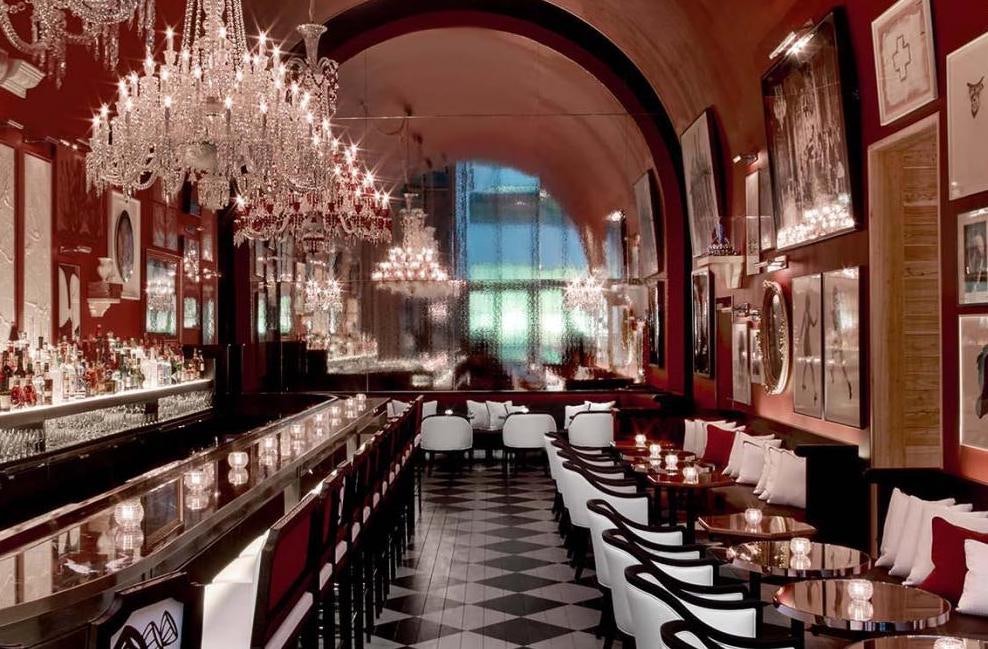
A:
564,271,606,313
371,193,460,299
301,276,343,313
85,0,336,211
0,0,155,86
232,141,392,251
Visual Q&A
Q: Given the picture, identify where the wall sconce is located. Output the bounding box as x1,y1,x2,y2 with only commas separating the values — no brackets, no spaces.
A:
732,152,759,166
757,255,789,274
606,210,625,223
768,23,814,60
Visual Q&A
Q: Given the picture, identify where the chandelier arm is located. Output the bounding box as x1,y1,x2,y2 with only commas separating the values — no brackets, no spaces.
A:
0,4,48,54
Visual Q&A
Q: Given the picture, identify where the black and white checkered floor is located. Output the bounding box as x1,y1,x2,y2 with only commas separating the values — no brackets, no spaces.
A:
366,464,608,649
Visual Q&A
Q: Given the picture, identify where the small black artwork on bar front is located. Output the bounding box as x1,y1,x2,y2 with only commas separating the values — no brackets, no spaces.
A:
763,12,855,250
692,269,713,376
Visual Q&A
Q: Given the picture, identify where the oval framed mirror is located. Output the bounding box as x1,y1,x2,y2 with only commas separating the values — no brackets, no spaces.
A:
760,280,791,395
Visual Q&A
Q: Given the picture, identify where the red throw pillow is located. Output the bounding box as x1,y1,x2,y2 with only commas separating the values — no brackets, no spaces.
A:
702,424,735,468
919,516,988,603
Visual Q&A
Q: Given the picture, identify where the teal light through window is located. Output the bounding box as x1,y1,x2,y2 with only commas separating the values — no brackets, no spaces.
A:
455,161,590,367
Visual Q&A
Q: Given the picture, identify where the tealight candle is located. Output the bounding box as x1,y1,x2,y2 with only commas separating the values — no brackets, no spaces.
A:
846,579,873,602
664,453,679,470
846,599,873,622
789,537,812,557
934,639,966,649
356,393,367,402
635,434,647,447
445,409,453,416
649,443,662,459
744,508,763,527
682,466,699,483
228,468,249,487
789,554,812,571
183,468,208,492
113,500,145,530
228,451,249,470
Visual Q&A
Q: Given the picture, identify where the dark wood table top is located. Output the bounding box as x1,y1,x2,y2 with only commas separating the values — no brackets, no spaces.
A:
644,464,732,489
773,579,951,633
611,439,677,453
727,540,871,579
845,637,987,649
699,513,817,539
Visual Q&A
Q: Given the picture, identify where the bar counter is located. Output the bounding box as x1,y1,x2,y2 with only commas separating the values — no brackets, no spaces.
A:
0,395,387,647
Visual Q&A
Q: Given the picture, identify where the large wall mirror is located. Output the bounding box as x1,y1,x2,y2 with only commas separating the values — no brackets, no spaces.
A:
760,281,791,395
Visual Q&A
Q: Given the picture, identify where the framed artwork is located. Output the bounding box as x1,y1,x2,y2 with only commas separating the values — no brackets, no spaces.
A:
57,263,81,340
604,217,625,281
145,254,178,337
55,146,100,246
947,32,988,200
681,110,721,257
959,315,988,451
633,170,661,277
745,171,760,275
183,297,200,330
958,207,988,304
0,143,13,338
23,154,52,344
202,280,217,345
763,12,856,250
109,191,141,300
648,281,665,367
792,273,824,418
151,203,178,251
691,269,713,376
758,166,776,251
201,212,215,262
750,328,764,385
732,322,752,405
823,267,863,427
872,0,938,125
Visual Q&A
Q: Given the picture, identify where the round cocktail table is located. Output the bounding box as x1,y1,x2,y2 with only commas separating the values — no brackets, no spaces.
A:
845,637,987,649
699,513,817,541
773,579,951,636
727,540,871,594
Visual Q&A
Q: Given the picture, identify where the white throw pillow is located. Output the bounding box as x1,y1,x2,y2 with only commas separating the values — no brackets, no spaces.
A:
486,401,512,429
875,489,912,567
958,540,988,616
737,439,782,485
586,400,616,412
507,404,528,414
422,400,438,419
906,508,988,585
725,432,776,477
767,451,807,508
467,400,490,429
757,446,783,500
890,498,971,578
387,399,410,418
564,404,589,430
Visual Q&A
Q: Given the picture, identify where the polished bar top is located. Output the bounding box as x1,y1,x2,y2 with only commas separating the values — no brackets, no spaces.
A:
0,378,213,428
0,396,386,641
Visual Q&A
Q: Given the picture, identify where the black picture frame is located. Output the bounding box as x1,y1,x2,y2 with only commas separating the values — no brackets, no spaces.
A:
762,10,860,251
691,269,714,376
648,281,665,368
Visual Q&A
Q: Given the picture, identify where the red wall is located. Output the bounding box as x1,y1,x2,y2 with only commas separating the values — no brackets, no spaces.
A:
701,1,988,479
0,130,215,345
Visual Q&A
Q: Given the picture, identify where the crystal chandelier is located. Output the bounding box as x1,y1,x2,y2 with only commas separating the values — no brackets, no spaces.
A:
233,142,392,252
564,271,606,313
86,0,325,210
371,194,460,299
0,0,154,86
301,276,343,313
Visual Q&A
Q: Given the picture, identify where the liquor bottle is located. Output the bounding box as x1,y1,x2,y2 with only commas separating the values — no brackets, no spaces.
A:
0,375,10,412
50,360,63,405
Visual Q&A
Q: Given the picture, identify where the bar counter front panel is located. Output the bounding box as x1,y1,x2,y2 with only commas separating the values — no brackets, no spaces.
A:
0,395,387,647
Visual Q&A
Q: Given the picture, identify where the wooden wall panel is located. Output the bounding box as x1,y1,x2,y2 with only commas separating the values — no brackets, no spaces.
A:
869,118,940,469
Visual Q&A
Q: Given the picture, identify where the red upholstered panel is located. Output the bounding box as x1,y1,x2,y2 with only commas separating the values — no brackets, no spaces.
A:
702,424,735,468
919,516,988,603
267,503,315,615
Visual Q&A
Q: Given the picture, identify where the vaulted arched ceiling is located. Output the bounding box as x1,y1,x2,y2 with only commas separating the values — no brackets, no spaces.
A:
332,28,652,266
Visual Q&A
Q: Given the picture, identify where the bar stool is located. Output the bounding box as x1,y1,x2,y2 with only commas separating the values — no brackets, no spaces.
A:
88,571,202,649
202,492,322,649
